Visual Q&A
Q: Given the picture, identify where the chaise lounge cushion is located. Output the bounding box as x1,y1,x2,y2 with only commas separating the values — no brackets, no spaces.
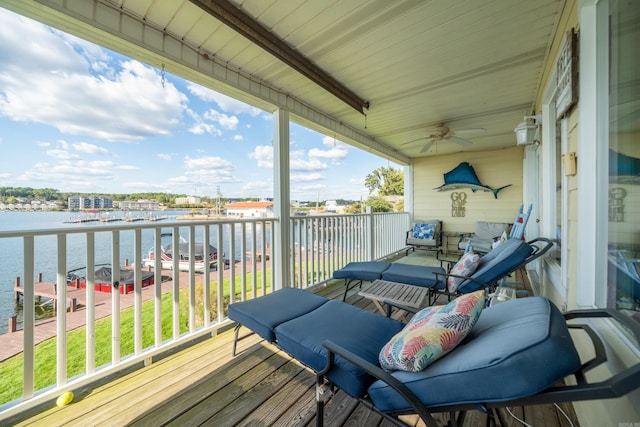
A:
228,288,328,342
380,263,445,289
333,261,392,281
368,296,581,412
457,239,533,294
379,291,484,372
274,300,405,398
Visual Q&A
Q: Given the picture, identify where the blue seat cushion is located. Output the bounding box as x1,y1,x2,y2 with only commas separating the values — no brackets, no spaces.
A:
274,300,405,398
228,288,328,342
380,263,445,289
368,297,581,412
332,261,392,281
458,239,533,294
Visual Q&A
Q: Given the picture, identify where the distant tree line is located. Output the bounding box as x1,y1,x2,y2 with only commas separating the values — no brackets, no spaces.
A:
0,187,191,208
0,169,406,212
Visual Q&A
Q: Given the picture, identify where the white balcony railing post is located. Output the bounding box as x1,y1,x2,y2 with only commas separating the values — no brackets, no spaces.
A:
366,206,375,261
86,232,96,374
23,236,35,400
56,234,68,387
111,230,121,364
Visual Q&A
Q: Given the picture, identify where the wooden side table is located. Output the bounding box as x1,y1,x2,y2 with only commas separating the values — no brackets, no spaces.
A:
358,279,428,314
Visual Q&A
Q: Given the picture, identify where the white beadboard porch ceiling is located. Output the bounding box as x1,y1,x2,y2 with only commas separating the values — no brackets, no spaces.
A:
1,0,565,164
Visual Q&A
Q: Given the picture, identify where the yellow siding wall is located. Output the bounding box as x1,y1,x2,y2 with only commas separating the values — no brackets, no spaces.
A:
412,147,524,234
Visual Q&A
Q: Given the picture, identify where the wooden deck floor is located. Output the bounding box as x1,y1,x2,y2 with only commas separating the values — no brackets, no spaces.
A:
8,256,580,427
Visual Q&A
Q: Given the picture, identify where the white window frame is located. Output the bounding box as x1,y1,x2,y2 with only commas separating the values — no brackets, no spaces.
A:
541,68,569,302
577,0,610,308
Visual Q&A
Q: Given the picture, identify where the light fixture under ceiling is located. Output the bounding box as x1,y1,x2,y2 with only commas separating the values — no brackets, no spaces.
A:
515,115,542,146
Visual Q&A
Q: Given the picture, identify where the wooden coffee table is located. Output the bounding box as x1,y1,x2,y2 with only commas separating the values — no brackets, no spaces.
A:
358,279,428,314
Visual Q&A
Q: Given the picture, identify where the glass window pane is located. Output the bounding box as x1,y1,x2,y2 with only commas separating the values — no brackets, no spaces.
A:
554,120,563,265
607,0,640,321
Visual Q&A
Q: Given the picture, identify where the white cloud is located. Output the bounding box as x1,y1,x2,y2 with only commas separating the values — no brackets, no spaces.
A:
181,155,240,184
242,180,272,196
203,109,239,130
291,183,326,195
72,141,109,155
187,84,262,116
249,145,274,168
123,181,171,191
291,172,324,182
15,156,139,192
249,145,327,172
290,158,328,172
0,10,187,142
157,153,172,160
308,135,349,160
233,134,243,141
46,149,79,160
36,141,51,147
188,121,221,136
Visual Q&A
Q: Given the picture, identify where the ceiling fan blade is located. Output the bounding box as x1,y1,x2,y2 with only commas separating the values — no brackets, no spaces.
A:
420,140,436,153
401,137,427,146
454,128,485,136
447,136,473,146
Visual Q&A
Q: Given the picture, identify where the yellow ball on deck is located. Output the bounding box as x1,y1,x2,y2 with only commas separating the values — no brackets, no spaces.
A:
56,391,73,407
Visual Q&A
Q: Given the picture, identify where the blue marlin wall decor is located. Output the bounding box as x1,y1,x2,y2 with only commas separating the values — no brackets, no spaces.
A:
434,162,511,199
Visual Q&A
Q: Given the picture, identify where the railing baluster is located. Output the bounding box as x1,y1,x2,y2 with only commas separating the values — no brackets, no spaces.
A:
23,236,35,400
188,225,195,334
216,223,224,322
240,223,246,300
86,232,95,374
229,223,236,302
203,225,211,328
171,228,180,340
250,222,257,299
55,234,67,387
134,228,142,355
260,221,267,295
153,228,162,347
270,221,276,293
111,230,120,364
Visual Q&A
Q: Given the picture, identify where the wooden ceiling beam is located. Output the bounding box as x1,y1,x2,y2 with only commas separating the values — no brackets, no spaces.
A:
189,0,369,114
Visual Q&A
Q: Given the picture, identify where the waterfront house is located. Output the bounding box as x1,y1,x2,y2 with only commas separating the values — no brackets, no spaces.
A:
225,201,275,218
0,1,638,425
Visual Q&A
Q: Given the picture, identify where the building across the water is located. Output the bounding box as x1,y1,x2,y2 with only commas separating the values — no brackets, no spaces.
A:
68,196,113,210
224,201,274,218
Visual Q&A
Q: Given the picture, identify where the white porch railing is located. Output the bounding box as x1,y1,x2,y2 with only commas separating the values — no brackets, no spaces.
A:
289,212,410,287
0,211,409,419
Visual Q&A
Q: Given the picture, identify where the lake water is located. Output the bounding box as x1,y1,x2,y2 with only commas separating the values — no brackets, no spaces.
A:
0,210,271,333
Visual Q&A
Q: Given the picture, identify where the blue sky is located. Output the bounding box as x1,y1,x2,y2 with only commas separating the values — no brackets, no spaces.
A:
0,8,399,202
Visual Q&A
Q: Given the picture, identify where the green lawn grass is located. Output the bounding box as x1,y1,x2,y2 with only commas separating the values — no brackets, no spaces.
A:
0,270,271,405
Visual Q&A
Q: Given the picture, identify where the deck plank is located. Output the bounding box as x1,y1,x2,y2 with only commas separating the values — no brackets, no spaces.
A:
200,358,307,426
242,368,316,426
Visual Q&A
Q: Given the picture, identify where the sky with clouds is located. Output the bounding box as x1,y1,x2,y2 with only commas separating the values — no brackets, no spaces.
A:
0,8,399,202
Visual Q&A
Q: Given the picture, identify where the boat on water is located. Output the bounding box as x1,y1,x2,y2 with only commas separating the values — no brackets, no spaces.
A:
67,266,154,295
142,234,222,272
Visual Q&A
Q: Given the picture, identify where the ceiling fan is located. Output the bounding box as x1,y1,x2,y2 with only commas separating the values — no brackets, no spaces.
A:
403,125,483,153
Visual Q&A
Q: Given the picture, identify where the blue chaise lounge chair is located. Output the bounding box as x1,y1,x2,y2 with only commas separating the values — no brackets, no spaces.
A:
333,237,552,304
228,288,640,427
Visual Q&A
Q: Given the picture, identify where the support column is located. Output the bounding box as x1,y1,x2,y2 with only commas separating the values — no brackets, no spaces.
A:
273,109,291,289
404,163,414,224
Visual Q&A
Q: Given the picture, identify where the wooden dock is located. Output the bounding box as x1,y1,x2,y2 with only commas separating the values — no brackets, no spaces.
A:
14,280,110,308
